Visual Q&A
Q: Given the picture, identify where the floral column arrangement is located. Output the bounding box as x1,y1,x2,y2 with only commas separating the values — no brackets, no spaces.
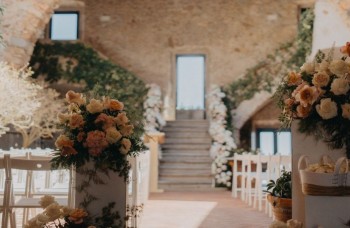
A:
52,91,145,227
207,85,237,187
275,42,350,159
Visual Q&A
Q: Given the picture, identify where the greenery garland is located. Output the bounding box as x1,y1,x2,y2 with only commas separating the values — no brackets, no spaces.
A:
222,8,314,134
29,41,148,137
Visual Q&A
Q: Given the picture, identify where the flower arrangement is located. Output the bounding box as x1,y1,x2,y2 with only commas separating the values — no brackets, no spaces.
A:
207,85,237,187
51,91,145,179
143,83,165,133
25,195,92,228
275,42,350,158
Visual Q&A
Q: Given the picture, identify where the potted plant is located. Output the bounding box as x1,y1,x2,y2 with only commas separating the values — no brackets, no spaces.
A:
265,170,292,222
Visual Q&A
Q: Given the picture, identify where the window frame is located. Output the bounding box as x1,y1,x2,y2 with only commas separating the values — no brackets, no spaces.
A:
49,11,80,40
256,128,291,155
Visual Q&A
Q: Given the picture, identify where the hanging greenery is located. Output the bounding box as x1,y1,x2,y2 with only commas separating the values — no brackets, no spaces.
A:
222,8,315,133
29,41,148,136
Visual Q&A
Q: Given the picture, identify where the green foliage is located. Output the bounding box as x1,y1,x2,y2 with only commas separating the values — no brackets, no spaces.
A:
223,8,314,133
29,41,148,137
265,170,292,199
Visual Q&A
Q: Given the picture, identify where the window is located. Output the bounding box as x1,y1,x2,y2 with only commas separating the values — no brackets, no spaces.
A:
176,55,205,110
49,12,79,40
256,129,291,155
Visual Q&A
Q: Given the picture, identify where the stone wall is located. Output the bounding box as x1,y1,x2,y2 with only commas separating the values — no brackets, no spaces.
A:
81,0,301,119
0,0,61,67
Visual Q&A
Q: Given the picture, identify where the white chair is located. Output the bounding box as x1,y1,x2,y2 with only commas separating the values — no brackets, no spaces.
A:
231,153,249,200
252,154,270,211
3,155,74,228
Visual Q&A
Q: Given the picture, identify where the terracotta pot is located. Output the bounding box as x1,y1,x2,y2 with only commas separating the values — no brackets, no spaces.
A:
267,194,292,222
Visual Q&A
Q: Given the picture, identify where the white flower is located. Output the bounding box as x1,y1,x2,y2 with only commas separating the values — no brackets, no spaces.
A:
300,62,314,74
329,60,350,77
316,98,337,120
330,78,350,95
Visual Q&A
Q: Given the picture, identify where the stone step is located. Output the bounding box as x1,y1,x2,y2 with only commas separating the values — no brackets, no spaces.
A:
160,157,212,163
164,131,210,138
163,149,210,154
160,169,212,176
162,144,210,150
160,163,211,169
159,176,212,184
162,151,210,157
164,137,211,144
166,120,209,127
158,183,225,192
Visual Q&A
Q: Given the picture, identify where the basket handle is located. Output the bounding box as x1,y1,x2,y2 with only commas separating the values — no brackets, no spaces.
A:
334,157,349,174
320,154,334,166
298,155,309,171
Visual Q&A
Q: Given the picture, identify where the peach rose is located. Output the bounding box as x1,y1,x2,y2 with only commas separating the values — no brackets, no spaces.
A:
95,113,115,130
105,127,122,144
120,138,131,155
294,84,319,107
296,104,311,118
300,62,314,74
329,60,350,77
287,72,302,86
115,112,129,126
330,78,350,95
312,72,330,87
342,103,350,119
284,98,295,107
340,42,350,56
68,208,88,224
86,99,104,114
65,90,86,106
120,124,134,137
84,131,109,156
69,114,85,129
57,113,70,124
316,98,338,120
55,135,74,150
103,97,124,111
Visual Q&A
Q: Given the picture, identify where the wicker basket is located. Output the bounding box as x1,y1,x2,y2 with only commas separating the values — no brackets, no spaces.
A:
267,194,292,222
298,155,348,196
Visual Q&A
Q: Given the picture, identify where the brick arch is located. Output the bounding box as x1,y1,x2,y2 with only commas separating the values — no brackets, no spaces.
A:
0,0,61,67
233,91,273,130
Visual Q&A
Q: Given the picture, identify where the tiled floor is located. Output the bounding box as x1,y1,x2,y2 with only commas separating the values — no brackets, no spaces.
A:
140,191,273,228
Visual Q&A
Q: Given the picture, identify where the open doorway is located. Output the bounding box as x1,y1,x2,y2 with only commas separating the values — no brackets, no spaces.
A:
176,55,206,119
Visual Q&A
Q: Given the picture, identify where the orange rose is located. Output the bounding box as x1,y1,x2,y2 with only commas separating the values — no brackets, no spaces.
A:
340,42,350,56
65,90,86,106
68,208,88,224
77,132,85,142
84,131,109,156
95,113,115,130
55,135,74,150
284,98,295,107
103,97,124,111
115,112,129,126
296,105,312,118
105,127,122,144
294,84,319,107
69,114,85,129
120,124,134,137
61,146,78,156
120,138,131,155
287,72,302,86
86,99,104,114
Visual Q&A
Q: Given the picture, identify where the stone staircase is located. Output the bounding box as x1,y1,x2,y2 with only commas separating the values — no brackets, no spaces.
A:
159,120,214,191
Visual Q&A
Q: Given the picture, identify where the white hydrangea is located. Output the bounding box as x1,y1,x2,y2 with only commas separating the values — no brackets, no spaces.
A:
143,83,166,132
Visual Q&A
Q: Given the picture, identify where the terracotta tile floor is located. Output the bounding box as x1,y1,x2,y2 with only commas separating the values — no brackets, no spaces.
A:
140,191,273,228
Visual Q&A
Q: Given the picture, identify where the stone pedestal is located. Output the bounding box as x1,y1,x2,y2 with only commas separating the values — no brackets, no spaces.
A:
291,122,345,225
74,163,127,227
144,132,165,193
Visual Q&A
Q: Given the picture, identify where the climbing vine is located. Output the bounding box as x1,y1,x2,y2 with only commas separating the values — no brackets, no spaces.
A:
222,8,314,133
29,41,148,136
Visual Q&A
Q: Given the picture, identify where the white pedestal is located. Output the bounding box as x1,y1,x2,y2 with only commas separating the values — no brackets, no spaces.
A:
305,196,350,227
291,122,345,224
74,163,127,227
